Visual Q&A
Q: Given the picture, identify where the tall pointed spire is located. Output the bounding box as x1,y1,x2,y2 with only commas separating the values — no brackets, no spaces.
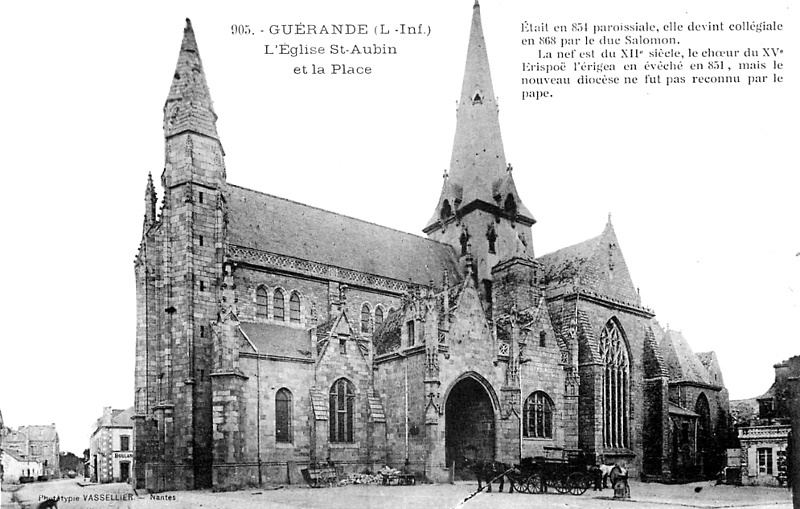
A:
450,0,503,200
425,2,533,233
164,19,219,140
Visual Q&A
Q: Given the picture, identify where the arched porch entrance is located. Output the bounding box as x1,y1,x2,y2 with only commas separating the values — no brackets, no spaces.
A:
445,374,497,475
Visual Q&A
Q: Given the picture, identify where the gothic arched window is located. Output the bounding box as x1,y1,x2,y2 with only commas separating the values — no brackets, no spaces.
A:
289,292,301,323
361,303,371,333
523,391,554,438
374,306,384,330
329,378,355,443
256,286,268,319
275,388,292,443
273,289,285,321
695,393,712,470
600,319,630,448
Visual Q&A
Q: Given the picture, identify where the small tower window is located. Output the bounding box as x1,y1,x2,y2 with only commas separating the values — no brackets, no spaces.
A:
199,281,205,292
199,235,204,247
487,224,497,254
273,289,285,321
199,191,204,204
539,331,547,347
289,292,301,323
407,321,416,347
459,229,470,256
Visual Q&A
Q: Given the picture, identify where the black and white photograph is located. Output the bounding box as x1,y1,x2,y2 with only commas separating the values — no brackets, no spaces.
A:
1,1,798,508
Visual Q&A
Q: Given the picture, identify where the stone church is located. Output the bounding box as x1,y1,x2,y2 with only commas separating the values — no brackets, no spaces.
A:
133,3,730,492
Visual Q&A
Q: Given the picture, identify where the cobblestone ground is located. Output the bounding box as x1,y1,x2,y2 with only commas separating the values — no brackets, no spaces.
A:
3,478,793,509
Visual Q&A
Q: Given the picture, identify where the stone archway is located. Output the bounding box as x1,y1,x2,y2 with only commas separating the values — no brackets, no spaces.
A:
445,375,497,475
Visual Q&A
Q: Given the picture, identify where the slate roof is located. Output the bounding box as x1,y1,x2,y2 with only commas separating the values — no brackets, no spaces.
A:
659,330,714,386
538,234,601,288
756,383,776,401
2,448,35,463
226,184,461,287
669,403,699,418
367,394,386,423
110,407,135,427
239,322,312,359
696,351,725,387
374,307,403,356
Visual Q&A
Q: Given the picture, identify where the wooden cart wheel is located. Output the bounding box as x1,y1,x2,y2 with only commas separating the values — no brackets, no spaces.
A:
553,475,569,494
568,472,588,495
525,473,545,494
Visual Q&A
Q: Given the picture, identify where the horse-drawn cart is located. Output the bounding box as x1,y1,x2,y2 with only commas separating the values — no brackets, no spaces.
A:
514,447,593,496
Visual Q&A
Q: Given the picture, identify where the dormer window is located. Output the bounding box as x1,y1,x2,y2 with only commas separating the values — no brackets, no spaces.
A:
472,92,483,105
504,194,517,217
440,200,452,222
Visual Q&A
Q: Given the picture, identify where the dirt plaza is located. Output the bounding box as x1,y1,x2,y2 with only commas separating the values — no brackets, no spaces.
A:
4,478,793,509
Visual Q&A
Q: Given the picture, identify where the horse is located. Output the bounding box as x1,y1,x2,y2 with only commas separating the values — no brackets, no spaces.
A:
462,457,517,493
598,463,627,489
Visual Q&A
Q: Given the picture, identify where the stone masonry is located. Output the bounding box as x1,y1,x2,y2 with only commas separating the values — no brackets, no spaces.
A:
133,5,731,492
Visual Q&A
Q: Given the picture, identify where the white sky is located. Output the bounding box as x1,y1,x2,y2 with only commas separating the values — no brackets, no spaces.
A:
0,0,797,455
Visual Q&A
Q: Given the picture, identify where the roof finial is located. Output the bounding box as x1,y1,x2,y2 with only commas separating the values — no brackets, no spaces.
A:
607,212,612,225
474,0,480,7
443,168,449,179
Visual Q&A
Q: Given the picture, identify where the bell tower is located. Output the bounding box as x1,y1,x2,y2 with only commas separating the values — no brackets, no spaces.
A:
134,18,225,491
424,1,535,301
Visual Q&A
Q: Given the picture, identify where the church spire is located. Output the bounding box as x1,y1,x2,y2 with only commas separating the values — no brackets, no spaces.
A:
451,0,503,204
425,2,533,234
163,18,219,141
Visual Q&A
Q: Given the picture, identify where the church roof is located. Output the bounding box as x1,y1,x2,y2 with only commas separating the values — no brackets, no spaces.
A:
226,184,461,288
538,234,601,288
659,329,716,387
696,351,725,387
538,219,642,305
239,322,313,360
